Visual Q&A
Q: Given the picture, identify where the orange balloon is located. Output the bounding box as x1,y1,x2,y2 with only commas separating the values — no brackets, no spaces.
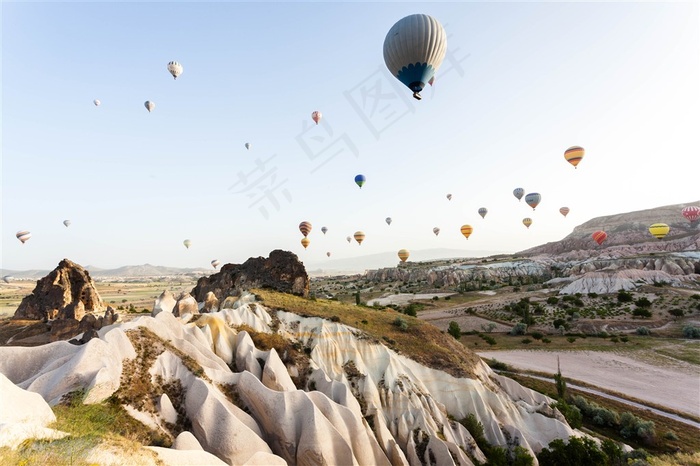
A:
460,225,473,239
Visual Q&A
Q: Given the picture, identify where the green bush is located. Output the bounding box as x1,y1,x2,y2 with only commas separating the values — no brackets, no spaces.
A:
510,322,527,335
636,326,650,336
617,290,634,303
448,321,461,339
546,296,559,305
537,437,607,466
531,331,543,340
634,297,651,308
393,317,408,331
682,325,700,338
632,308,652,318
668,308,684,317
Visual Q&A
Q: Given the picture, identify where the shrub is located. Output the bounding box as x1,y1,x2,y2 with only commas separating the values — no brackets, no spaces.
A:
542,338,551,343
510,322,527,336
668,308,684,317
567,337,576,343
552,318,567,329
393,317,408,331
682,325,700,338
620,336,629,343
531,331,543,340
554,400,582,428
546,296,559,305
521,338,532,344
617,290,634,303
448,321,461,339
636,326,650,336
635,297,652,308
537,437,606,466
632,308,652,318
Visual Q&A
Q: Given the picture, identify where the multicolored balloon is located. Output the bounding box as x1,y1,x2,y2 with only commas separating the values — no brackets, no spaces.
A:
354,231,365,245
398,249,410,262
433,227,440,236
525,192,541,210
559,207,570,217
649,223,670,240
478,207,488,219
354,174,366,188
383,14,447,100
301,237,310,249
460,225,473,240
312,111,322,125
681,206,700,223
522,218,532,229
513,188,524,201
385,217,392,226
299,221,312,237
167,61,183,80
321,226,328,235
592,231,607,246
564,146,584,169
211,259,221,269
16,230,31,244
144,101,155,112
183,239,192,249
63,220,71,227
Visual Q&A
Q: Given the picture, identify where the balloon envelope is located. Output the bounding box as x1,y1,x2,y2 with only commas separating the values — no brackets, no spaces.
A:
346,236,352,243
301,237,310,249
478,208,488,219
383,14,447,100
16,230,31,244
649,223,670,240
446,193,452,201
398,249,410,262
354,174,366,188
513,188,524,201
564,146,584,168
433,227,440,236
144,101,155,112
2,276,12,284
354,231,365,245
63,220,71,227
592,231,607,245
460,225,473,239
321,226,328,235
524,192,541,210
93,99,101,106
211,259,221,269
522,218,532,229
167,61,183,79
559,207,570,217
326,252,331,257
312,111,322,125
682,206,700,223
245,143,251,150
183,239,192,249
299,221,312,237
385,217,392,226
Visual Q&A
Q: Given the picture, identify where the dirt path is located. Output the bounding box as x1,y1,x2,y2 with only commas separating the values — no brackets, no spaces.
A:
476,349,700,418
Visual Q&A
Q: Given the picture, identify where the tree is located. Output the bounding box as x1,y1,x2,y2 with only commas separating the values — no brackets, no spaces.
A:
554,356,567,399
448,321,461,339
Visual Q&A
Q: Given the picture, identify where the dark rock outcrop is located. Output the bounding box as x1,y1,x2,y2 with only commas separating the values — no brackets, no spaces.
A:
191,250,309,302
14,259,104,321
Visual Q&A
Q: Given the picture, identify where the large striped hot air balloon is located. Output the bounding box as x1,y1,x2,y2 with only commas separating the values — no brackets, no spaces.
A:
564,146,584,169
478,207,488,219
301,237,310,249
398,249,410,262
299,221,312,237
525,192,541,210
460,225,473,240
144,101,155,112
559,207,570,217
354,231,365,245
649,223,670,240
354,174,366,188
167,61,183,80
383,14,447,100
522,218,532,229
433,227,440,236
513,188,524,201
682,206,700,224
311,111,322,125
592,231,607,246
16,230,31,244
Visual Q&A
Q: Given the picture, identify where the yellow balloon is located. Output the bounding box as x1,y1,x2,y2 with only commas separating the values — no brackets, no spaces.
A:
648,223,669,240
398,249,410,262
301,237,310,249
460,225,473,239
354,231,365,245
522,218,532,229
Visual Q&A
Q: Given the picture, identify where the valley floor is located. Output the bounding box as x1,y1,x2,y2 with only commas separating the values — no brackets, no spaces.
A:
475,349,700,419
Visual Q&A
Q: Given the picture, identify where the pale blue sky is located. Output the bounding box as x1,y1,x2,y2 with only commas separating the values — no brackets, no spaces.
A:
3,1,699,270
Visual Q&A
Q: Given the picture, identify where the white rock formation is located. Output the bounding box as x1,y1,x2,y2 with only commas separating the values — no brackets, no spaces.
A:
0,292,579,465
152,290,176,317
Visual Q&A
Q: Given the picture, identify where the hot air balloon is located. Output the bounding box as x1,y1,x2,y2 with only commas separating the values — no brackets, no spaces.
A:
211,259,221,269
592,231,607,246
326,252,331,257
245,143,251,150
144,101,155,112
93,99,101,106
433,227,440,236
446,193,452,201
649,223,670,240
513,188,524,202
321,226,328,235
354,174,366,188
299,221,312,237
525,192,541,210
167,61,183,80
398,249,410,262
301,237,310,249
16,231,31,244
383,14,447,100
312,111,322,125
354,231,365,245
63,220,71,227
564,146,584,169
460,225,473,240
682,206,700,224
346,236,352,243
2,276,12,284
183,239,192,249
522,218,533,229
385,217,392,226
559,207,570,218
478,208,488,219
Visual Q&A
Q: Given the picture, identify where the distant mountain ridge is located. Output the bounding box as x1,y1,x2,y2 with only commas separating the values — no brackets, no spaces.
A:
1,264,211,279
